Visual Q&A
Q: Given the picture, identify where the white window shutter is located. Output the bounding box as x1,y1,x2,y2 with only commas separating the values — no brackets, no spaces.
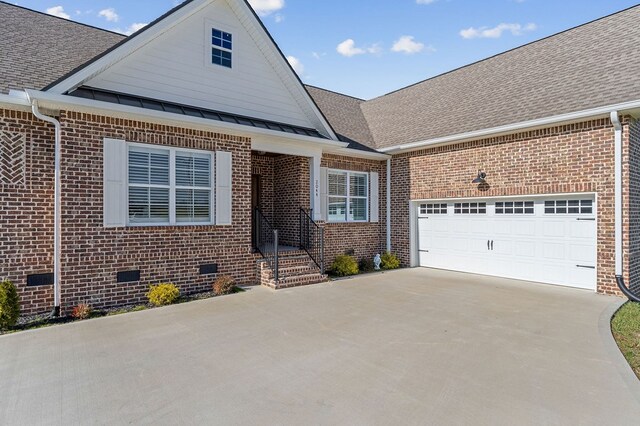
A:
216,151,233,225
103,138,127,227
370,172,379,223
320,167,328,221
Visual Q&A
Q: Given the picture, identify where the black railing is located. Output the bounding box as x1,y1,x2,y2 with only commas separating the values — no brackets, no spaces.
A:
255,208,279,282
299,208,325,274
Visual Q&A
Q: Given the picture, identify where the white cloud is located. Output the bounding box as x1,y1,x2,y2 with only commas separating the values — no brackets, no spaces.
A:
416,0,437,4
460,22,537,39
391,35,427,54
274,13,285,23
98,8,119,23
248,0,285,16
112,22,148,36
336,39,381,57
46,6,70,19
286,55,304,76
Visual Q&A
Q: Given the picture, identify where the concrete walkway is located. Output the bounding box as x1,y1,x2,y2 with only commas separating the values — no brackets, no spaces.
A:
1,269,639,425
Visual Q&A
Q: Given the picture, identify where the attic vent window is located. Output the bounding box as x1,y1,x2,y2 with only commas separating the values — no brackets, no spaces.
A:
212,28,232,68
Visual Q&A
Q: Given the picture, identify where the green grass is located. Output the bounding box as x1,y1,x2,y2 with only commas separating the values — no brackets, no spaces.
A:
611,302,640,379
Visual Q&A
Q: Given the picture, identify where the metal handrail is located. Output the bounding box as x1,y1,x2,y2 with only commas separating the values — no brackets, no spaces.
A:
255,208,279,282
299,208,325,274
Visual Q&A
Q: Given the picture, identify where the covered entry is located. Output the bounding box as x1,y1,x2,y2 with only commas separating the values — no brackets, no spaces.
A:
416,195,597,290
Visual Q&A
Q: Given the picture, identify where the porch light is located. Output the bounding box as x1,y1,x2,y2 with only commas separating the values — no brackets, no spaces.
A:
472,170,487,184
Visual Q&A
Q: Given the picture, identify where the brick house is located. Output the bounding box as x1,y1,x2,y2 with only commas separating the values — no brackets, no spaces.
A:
1,0,639,316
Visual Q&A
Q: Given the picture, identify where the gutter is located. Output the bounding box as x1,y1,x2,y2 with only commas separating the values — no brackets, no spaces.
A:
380,99,640,154
27,97,62,316
611,112,640,302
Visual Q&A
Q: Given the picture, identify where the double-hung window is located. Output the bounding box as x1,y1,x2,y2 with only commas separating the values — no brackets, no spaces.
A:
128,146,213,226
328,170,368,222
212,28,232,68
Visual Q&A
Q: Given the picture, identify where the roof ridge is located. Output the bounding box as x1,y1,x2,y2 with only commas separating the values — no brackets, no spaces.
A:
0,0,127,37
305,84,366,102
368,3,640,101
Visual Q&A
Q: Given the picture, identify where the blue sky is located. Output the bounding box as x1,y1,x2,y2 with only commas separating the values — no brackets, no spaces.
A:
17,0,640,99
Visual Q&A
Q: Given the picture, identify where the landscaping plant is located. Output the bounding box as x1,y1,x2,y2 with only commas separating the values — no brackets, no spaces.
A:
359,257,375,273
213,275,235,296
71,303,92,320
331,255,359,277
147,283,180,306
381,252,401,270
0,279,20,330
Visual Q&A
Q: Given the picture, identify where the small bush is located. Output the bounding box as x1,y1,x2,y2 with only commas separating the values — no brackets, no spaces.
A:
381,252,401,270
358,257,375,273
213,275,235,296
147,283,180,307
331,255,359,277
0,279,20,330
71,303,92,320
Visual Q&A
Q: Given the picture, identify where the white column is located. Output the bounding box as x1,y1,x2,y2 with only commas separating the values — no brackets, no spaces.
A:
309,155,322,221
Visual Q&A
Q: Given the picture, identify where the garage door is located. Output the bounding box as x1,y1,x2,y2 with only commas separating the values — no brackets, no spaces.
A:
417,196,597,290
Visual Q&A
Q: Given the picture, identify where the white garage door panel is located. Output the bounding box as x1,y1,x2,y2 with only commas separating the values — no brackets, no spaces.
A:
417,196,596,290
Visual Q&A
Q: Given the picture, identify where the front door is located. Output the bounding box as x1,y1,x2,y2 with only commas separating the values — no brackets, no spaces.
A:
251,175,261,249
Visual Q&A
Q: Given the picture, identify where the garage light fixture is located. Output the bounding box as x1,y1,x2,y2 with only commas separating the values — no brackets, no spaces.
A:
472,170,487,184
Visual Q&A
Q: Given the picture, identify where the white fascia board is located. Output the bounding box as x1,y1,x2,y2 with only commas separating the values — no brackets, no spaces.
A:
252,136,323,157
25,89,348,150
227,0,338,142
380,99,640,154
324,147,390,161
46,0,209,94
0,93,31,111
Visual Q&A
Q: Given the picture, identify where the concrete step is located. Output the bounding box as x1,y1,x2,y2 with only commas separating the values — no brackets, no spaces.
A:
262,272,328,290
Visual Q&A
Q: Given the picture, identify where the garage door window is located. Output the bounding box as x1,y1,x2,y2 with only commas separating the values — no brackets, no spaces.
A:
495,201,534,214
420,203,447,215
545,200,593,214
454,202,486,214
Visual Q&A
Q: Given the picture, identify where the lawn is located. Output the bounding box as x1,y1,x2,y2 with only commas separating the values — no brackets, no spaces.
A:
611,302,640,379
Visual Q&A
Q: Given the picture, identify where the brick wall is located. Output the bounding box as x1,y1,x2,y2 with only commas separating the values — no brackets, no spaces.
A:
52,111,255,314
0,109,55,315
321,154,387,268
628,118,640,294
391,118,630,296
274,156,310,246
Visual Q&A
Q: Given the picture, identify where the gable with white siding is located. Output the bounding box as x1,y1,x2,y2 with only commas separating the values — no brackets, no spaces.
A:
81,0,324,132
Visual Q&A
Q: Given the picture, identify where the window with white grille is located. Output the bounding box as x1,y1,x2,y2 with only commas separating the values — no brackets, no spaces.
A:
420,203,447,215
128,146,213,225
544,200,593,215
328,170,368,222
454,202,486,214
495,201,534,214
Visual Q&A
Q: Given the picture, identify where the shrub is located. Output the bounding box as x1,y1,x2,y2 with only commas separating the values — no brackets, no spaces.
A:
71,303,92,320
381,252,401,270
0,279,20,330
213,275,235,296
358,257,375,273
147,283,180,307
331,255,359,277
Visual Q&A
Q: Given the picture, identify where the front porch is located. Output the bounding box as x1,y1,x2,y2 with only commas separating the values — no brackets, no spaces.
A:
251,151,327,288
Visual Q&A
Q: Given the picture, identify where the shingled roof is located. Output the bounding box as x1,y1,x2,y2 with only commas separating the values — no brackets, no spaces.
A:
0,1,125,94
361,5,640,149
1,2,639,152
306,85,377,151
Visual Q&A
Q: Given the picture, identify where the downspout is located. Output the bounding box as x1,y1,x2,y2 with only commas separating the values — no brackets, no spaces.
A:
29,98,62,316
386,158,392,252
611,111,640,302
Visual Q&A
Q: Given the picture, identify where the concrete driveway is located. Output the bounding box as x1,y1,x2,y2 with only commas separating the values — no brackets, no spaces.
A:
1,269,639,425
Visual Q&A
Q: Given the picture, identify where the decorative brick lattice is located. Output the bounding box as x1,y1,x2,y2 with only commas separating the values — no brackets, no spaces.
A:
0,131,26,186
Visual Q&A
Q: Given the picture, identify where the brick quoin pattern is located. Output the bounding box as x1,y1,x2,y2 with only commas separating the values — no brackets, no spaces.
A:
390,117,634,296
0,109,55,315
